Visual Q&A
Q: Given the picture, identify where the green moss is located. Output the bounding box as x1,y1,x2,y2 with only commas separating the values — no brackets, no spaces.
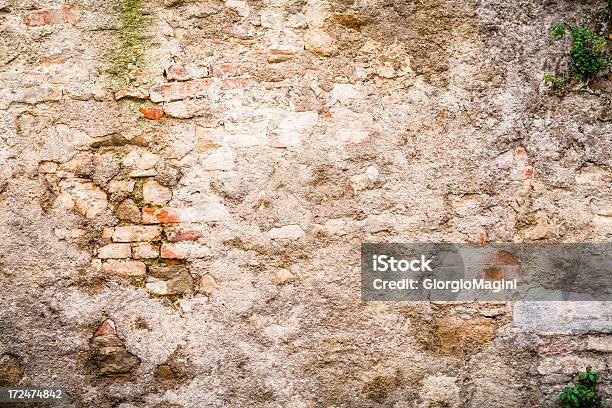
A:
108,0,152,87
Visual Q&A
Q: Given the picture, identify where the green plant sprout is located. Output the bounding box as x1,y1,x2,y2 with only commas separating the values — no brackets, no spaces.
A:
550,21,566,38
559,365,602,408
545,22,609,88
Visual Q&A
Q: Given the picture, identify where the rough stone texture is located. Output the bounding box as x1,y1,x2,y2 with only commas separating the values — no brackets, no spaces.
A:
0,0,610,406
146,265,194,296
0,354,24,386
115,198,142,223
88,319,141,377
142,180,172,205
514,302,612,334
419,375,461,408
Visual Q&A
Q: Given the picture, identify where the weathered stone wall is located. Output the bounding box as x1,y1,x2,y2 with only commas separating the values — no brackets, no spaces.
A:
0,0,610,406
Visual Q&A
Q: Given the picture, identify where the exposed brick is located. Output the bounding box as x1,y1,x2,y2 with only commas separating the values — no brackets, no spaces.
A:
112,226,162,242
97,243,132,259
160,242,211,259
115,89,149,101
165,64,192,81
220,77,256,90
101,227,114,240
132,242,160,259
166,229,203,242
165,64,210,82
139,106,165,120
149,79,213,103
211,63,243,77
94,319,116,337
103,260,146,277
23,4,79,27
480,249,522,280
142,207,181,224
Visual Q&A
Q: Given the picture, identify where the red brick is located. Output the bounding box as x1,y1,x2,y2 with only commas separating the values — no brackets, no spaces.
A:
514,146,527,157
160,243,184,259
160,242,211,259
211,63,243,77
221,77,256,90
112,226,162,242
484,250,519,266
115,88,149,101
481,249,522,280
23,4,79,27
139,106,165,120
94,319,116,337
165,64,192,81
149,79,212,103
97,243,132,259
103,260,146,277
142,207,181,224
132,242,160,259
479,231,487,245
167,229,203,242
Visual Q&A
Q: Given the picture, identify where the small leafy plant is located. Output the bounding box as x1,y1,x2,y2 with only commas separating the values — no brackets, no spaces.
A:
570,27,608,81
559,365,602,408
544,22,609,88
550,22,566,38
543,72,568,89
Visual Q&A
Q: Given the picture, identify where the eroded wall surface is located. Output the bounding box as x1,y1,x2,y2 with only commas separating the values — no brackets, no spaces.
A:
0,0,610,406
